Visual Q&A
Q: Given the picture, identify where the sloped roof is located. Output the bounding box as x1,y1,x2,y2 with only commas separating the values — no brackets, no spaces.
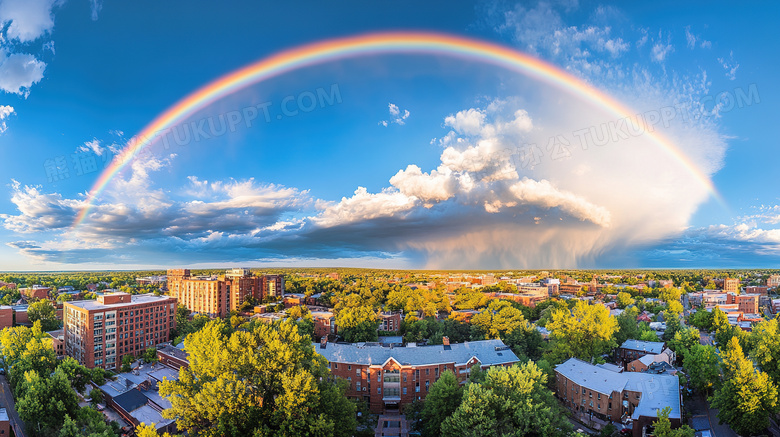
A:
620,339,665,354
314,339,518,367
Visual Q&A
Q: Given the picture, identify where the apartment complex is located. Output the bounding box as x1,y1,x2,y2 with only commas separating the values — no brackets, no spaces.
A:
167,269,285,318
314,338,519,414
723,277,741,293
63,292,176,370
769,275,780,289
555,358,681,437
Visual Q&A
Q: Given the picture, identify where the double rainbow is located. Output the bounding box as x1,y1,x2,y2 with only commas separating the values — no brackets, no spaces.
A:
72,31,721,229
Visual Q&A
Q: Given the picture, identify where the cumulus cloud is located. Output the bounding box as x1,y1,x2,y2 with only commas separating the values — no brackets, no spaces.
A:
0,51,46,95
0,0,60,42
379,103,410,126
0,105,13,133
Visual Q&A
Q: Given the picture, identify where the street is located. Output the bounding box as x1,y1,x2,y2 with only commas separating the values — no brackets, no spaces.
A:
0,375,26,437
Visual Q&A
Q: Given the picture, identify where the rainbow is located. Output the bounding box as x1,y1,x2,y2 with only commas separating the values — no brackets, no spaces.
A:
72,31,722,228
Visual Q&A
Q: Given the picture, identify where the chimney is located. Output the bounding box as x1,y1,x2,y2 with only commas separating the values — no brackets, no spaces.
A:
442,336,450,346
320,336,327,349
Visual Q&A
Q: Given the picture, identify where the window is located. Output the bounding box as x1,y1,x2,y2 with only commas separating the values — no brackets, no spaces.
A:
426,368,429,376
415,382,420,393
356,368,361,377
435,368,439,377
333,363,338,369
348,365,351,371
377,387,381,394
425,381,430,392
403,387,407,395
356,381,361,391
598,393,601,400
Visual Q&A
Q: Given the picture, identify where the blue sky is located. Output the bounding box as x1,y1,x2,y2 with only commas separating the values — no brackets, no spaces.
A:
0,0,778,270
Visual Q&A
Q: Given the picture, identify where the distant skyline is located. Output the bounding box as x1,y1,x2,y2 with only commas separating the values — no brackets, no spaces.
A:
0,0,779,270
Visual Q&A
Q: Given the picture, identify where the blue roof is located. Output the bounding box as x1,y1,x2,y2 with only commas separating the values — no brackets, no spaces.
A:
314,339,518,367
620,339,665,354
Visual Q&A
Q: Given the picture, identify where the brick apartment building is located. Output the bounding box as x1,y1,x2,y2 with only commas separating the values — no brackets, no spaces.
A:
727,293,759,314
555,358,681,437
314,338,519,414
723,277,741,293
311,310,337,339
63,292,176,370
167,269,285,318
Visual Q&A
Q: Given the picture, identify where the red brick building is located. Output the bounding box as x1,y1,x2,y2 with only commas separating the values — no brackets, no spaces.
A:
727,293,759,314
20,285,51,300
63,293,176,370
168,269,284,318
378,311,402,332
157,344,189,370
311,310,336,339
616,339,666,369
555,358,682,437
0,306,12,330
314,338,519,414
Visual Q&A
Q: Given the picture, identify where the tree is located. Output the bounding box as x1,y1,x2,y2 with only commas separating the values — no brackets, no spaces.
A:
335,305,379,342
616,292,634,309
60,407,117,437
122,353,134,373
662,310,682,342
683,344,719,395
90,388,104,406
440,363,570,437
58,357,92,393
749,318,780,385
27,300,61,331
158,319,357,436
688,309,714,331
420,370,462,437
711,337,779,435
668,327,700,363
135,423,174,437
17,368,80,436
547,301,618,363
652,406,695,437
470,300,528,340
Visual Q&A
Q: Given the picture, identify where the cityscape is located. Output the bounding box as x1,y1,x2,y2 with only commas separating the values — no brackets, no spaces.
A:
0,1,778,437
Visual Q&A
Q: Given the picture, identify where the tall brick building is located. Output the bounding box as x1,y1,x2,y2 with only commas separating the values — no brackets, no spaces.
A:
167,269,284,317
63,293,176,370
314,338,519,413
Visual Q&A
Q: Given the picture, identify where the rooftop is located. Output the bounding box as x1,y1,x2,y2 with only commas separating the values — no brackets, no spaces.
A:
620,339,665,354
65,293,173,310
555,358,680,420
0,408,7,422
314,339,519,367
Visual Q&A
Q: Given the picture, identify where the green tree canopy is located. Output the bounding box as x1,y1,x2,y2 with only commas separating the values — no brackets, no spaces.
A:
158,319,357,437
420,370,463,437
27,300,61,331
711,337,779,436
440,362,570,437
616,292,635,309
683,344,719,394
547,300,618,363
651,406,695,437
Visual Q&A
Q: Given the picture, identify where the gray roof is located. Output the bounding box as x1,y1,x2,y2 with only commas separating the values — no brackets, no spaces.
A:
0,408,8,421
620,339,665,354
556,358,680,420
113,388,148,413
66,293,173,310
314,339,519,367
158,344,189,362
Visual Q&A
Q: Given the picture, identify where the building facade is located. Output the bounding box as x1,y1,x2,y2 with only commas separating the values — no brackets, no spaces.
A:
723,277,741,293
555,358,681,437
167,269,284,318
315,338,519,414
63,293,176,370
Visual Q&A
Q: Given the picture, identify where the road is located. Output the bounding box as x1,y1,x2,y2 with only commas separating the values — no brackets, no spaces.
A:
0,374,26,437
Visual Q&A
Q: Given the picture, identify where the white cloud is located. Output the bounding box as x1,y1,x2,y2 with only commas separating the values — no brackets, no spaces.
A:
0,0,60,42
78,139,105,156
89,0,102,20
0,51,46,96
718,51,739,81
651,41,673,63
379,103,410,126
0,105,14,133
685,26,711,50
